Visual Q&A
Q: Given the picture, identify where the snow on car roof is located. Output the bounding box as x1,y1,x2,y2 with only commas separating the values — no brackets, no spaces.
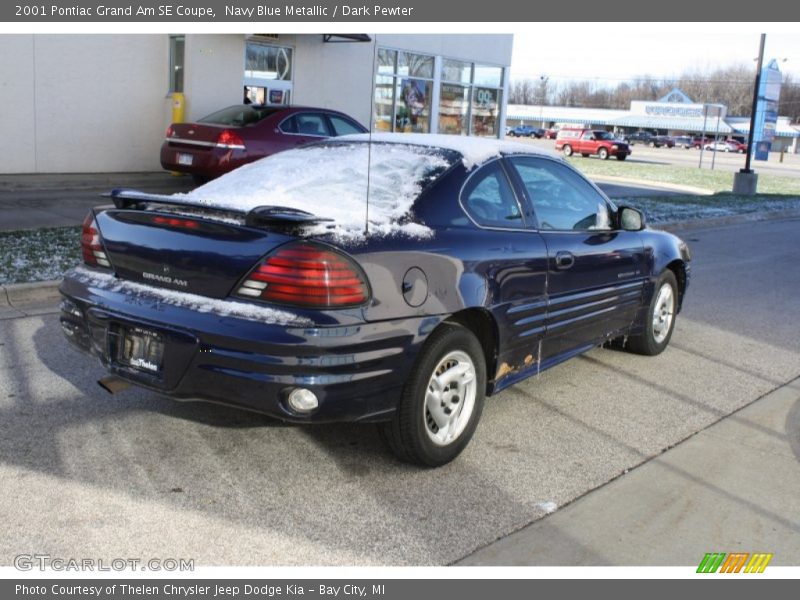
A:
340,133,561,169
179,134,557,240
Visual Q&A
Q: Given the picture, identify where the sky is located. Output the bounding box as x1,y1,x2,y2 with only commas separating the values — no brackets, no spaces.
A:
510,30,800,85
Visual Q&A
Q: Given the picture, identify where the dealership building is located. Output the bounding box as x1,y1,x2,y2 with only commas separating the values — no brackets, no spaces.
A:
507,88,800,153
0,34,512,174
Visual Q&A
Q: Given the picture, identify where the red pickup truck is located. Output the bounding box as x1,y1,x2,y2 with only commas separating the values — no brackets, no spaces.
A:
555,128,631,160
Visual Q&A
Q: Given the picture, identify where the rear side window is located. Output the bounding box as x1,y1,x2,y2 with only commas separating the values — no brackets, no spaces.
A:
508,157,611,231
328,115,365,136
460,161,523,229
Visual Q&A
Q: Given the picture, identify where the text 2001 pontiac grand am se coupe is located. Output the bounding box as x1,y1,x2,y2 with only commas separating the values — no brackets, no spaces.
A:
60,133,691,467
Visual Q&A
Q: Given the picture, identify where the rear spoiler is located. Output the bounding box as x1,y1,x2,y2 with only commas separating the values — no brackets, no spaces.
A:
104,188,333,229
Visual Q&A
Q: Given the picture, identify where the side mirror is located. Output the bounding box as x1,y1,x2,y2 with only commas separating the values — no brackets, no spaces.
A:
619,206,646,231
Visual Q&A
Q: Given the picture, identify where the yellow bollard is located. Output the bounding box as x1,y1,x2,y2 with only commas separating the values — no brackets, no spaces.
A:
170,92,186,176
171,92,185,125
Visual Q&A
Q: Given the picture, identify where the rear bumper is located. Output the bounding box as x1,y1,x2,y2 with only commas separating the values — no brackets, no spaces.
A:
59,270,437,423
159,142,252,178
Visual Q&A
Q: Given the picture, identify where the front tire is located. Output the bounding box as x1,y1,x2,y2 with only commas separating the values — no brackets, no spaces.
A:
598,147,609,160
562,144,573,157
380,323,486,467
627,270,679,356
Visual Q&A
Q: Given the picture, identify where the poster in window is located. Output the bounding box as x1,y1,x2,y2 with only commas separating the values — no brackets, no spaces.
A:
401,79,427,123
269,89,285,105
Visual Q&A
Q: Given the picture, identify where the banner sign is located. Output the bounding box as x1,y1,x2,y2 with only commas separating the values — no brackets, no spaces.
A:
753,59,783,161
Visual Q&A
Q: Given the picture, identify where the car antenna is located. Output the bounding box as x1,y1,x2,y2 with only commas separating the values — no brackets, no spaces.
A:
365,35,377,237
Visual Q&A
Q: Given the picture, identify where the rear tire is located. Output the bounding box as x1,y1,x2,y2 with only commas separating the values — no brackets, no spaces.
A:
626,270,679,356
562,145,573,157
380,323,486,467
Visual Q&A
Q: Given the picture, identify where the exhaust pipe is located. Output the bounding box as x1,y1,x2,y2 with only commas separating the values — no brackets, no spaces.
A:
98,375,132,395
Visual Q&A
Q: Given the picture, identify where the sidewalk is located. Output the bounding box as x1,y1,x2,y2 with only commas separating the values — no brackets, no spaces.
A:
458,376,800,566
0,172,195,231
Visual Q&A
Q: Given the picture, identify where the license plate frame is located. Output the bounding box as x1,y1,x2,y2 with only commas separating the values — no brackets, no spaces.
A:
117,326,165,374
177,152,193,166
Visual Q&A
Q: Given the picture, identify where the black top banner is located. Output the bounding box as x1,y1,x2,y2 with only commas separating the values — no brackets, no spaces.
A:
3,0,799,22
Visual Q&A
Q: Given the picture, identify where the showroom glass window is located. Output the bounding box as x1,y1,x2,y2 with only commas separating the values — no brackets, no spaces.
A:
437,60,504,137
471,65,503,137
168,35,184,93
244,41,293,105
375,48,434,133
439,60,471,135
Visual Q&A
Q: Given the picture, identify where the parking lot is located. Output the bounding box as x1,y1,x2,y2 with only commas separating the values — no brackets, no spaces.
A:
520,137,800,179
1,217,798,565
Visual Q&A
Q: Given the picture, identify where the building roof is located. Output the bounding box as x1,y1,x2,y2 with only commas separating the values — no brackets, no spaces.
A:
507,103,800,137
506,105,627,126
726,117,800,138
612,115,734,134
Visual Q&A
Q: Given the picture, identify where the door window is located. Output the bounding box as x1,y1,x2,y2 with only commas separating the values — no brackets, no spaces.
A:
508,157,611,231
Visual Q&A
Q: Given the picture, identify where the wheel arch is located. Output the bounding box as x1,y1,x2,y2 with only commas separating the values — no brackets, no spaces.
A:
665,259,688,312
441,307,499,395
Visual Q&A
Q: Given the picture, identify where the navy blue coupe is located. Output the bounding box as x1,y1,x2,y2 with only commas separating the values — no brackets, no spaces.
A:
59,133,691,467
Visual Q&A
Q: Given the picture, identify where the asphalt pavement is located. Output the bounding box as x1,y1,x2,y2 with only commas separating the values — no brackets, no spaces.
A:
1,218,798,566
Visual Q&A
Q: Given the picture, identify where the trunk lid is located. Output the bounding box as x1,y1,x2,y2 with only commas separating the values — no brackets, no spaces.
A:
95,208,295,299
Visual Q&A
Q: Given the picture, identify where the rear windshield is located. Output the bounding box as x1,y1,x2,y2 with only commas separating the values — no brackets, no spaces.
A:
183,141,459,238
198,105,282,127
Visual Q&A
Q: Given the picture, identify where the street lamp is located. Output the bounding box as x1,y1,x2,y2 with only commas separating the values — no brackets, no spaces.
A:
733,34,765,195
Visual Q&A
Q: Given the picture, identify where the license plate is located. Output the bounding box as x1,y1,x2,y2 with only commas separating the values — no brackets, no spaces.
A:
118,326,164,374
177,153,193,166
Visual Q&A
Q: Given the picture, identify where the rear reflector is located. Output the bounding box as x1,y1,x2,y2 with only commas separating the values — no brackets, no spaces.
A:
235,242,369,308
81,213,111,268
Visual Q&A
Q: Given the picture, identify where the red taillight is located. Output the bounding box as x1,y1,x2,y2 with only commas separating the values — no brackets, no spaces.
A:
216,129,245,149
152,215,200,229
165,125,175,138
81,213,111,268
235,243,369,308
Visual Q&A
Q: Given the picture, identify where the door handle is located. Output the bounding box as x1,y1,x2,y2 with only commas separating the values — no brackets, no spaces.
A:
555,251,575,270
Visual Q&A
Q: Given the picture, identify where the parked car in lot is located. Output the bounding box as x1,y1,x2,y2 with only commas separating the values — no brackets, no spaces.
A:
690,136,713,149
724,140,747,153
508,125,545,138
61,134,690,466
624,131,674,148
555,128,632,160
703,140,740,152
160,105,368,182
543,128,559,139
672,135,693,149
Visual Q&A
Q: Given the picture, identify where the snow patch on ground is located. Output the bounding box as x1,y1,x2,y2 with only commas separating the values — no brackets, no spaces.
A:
180,142,453,240
536,501,558,514
72,266,309,326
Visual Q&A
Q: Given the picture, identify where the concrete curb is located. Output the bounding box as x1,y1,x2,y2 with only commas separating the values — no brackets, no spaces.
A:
592,175,715,196
0,279,61,317
2,210,799,313
659,207,800,233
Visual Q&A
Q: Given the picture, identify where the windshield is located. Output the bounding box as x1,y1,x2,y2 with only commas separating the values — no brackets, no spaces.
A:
198,105,282,127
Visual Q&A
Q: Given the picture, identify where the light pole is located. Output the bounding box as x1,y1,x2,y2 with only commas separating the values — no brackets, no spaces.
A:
733,34,765,195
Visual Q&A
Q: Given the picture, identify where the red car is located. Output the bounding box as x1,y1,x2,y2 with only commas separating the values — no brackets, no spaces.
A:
555,128,631,160
725,140,747,153
544,128,558,139
160,105,368,181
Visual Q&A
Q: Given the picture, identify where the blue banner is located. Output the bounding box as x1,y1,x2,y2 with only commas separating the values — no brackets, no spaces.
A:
753,59,782,161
